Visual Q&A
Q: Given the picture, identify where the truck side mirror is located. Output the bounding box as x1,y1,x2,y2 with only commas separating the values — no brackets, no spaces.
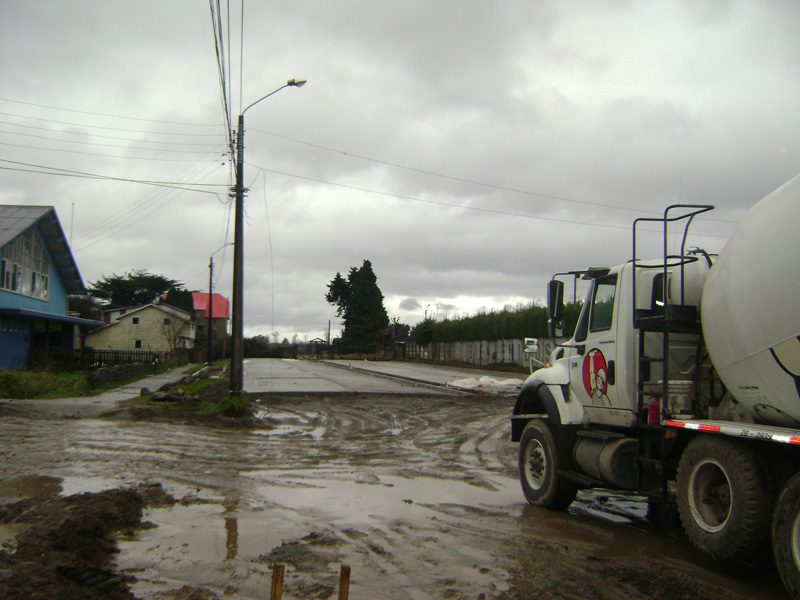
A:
548,318,565,339
547,280,565,320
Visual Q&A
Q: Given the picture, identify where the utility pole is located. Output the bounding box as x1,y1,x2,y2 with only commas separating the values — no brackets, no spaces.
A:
230,113,246,392
208,257,214,364
229,79,306,394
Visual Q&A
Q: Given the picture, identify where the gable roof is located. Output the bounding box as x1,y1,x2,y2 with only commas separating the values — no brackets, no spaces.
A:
117,302,194,322
94,303,195,333
0,205,85,294
192,292,229,319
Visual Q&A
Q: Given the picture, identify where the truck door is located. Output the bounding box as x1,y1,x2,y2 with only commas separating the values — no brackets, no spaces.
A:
568,273,628,422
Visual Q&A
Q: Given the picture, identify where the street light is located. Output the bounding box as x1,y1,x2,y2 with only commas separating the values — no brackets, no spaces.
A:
230,78,306,393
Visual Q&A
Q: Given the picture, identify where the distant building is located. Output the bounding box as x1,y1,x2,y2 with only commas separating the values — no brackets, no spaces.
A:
192,292,229,346
0,205,103,368
87,303,195,352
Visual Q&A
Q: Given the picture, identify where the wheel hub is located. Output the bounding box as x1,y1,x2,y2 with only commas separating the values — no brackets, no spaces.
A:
689,458,731,533
525,440,546,490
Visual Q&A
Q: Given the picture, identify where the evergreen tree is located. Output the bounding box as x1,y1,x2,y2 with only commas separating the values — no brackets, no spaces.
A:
326,260,389,352
89,269,183,308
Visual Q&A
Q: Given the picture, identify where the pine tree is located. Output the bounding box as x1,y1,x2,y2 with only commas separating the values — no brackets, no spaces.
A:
326,260,389,353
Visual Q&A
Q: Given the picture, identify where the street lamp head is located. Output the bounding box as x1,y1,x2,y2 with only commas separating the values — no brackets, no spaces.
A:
288,78,307,88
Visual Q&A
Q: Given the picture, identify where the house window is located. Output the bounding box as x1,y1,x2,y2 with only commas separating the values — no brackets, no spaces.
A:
1,227,49,300
163,318,171,325
135,340,143,349
132,317,140,325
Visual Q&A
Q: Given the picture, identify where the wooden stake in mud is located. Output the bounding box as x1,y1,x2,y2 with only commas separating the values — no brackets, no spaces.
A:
338,564,351,600
269,564,285,600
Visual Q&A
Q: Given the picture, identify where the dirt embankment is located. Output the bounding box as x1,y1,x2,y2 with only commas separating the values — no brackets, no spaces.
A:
0,484,174,600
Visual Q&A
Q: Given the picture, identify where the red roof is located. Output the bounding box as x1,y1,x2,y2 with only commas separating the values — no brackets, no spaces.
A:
192,292,230,319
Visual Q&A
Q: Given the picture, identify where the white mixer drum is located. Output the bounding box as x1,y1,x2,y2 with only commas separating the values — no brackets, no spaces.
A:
701,173,800,426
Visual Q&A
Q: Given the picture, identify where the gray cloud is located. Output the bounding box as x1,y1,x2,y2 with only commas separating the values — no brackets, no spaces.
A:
1,1,798,340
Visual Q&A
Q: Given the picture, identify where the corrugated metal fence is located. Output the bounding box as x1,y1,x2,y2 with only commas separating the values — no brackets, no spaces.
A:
405,338,557,368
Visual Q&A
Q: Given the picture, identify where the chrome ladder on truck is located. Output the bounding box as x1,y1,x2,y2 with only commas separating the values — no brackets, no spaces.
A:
631,204,714,500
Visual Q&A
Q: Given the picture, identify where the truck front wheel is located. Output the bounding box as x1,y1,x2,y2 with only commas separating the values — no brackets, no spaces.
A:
518,419,577,510
773,472,800,599
676,436,770,560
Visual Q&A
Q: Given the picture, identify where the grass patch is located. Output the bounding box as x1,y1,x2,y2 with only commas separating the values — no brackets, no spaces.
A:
198,392,250,418
0,370,92,399
170,377,220,395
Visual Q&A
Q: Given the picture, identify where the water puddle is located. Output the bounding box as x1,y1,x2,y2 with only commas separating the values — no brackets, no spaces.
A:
0,473,122,502
242,469,522,525
118,500,301,599
0,474,63,501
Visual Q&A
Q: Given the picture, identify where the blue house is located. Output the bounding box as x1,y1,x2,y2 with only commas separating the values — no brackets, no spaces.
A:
0,205,103,368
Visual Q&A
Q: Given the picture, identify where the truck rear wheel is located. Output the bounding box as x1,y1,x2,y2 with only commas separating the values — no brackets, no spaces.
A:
676,436,770,560
773,472,800,599
518,419,576,510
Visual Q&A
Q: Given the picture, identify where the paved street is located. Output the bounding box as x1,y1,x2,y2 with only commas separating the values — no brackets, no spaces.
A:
241,358,528,394
323,359,528,388
241,358,455,394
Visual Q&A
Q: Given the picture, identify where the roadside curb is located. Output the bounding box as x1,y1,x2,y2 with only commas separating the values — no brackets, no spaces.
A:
316,360,471,395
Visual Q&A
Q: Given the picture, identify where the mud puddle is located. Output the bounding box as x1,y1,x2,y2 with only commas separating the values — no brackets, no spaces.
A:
1,393,790,599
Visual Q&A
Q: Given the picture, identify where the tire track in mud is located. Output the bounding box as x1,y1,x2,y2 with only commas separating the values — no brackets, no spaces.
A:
3,393,781,600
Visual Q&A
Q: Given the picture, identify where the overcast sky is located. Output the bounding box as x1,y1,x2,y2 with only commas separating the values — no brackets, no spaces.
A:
2,1,798,342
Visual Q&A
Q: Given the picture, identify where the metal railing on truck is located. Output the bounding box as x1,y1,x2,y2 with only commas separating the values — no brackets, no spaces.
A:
631,204,713,499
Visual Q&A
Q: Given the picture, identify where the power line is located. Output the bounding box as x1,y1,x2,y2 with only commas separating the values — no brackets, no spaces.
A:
72,154,228,241
1,131,225,155
0,158,228,189
0,141,224,163
248,160,733,239
1,120,225,147
251,127,739,224
72,160,229,251
0,97,220,127
209,0,233,153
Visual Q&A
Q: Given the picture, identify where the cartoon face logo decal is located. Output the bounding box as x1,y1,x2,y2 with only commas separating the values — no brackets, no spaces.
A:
582,348,611,407
771,335,800,400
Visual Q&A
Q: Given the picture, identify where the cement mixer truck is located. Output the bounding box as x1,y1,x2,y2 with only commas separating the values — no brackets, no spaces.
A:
510,173,800,598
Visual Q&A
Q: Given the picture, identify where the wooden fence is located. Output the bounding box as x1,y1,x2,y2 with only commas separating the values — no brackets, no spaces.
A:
28,347,167,373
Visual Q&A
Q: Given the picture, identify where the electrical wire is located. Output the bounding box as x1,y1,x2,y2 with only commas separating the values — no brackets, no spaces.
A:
250,127,739,225
0,97,221,127
0,110,219,137
1,132,225,155
0,158,227,188
0,141,223,163
0,119,223,146
209,0,233,153
246,160,733,239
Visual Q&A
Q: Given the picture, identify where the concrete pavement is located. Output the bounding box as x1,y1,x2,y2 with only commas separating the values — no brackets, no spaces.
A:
242,358,457,395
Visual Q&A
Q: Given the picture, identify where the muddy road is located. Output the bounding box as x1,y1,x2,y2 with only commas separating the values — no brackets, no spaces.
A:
0,388,787,599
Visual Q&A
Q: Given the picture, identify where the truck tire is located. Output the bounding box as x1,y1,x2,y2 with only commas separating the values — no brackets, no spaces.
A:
518,419,577,510
773,472,800,599
676,436,770,560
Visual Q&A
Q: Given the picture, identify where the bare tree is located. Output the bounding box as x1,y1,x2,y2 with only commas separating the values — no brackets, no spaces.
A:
160,316,192,352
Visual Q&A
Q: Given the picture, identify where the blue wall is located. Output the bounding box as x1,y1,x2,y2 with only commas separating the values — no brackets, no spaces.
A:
0,315,31,369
